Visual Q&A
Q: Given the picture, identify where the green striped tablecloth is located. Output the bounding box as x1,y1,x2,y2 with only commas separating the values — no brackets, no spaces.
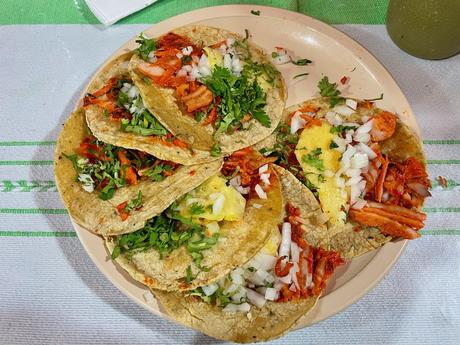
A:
1,1,459,344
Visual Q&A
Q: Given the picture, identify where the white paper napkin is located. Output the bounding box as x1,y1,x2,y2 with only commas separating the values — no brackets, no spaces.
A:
85,0,158,25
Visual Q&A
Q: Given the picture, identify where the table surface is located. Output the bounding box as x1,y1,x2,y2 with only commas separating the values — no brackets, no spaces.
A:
1,1,459,344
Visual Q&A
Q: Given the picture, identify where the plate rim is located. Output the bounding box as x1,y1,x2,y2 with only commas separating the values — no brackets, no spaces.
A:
73,3,412,331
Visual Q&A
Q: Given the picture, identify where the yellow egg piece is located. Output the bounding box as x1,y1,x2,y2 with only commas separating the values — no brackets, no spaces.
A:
295,122,347,225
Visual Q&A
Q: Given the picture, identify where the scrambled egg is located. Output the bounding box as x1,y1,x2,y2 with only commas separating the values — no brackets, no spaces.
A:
177,175,246,222
295,122,347,225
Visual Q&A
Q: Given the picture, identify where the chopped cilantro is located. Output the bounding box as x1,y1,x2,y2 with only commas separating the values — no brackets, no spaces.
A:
330,124,358,135
210,143,222,157
318,76,345,107
271,51,279,58
189,202,205,215
135,33,157,61
185,265,195,283
250,10,261,16
329,140,339,149
181,55,192,64
291,58,312,66
194,111,206,122
124,191,143,213
302,148,324,171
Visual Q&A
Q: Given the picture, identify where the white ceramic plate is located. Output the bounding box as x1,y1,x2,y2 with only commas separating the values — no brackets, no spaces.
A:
74,4,415,331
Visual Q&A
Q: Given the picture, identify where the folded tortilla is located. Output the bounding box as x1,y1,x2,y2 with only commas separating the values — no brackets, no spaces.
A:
256,97,427,259
85,52,216,165
54,108,222,236
151,166,333,343
129,25,286,153
105,168,283,291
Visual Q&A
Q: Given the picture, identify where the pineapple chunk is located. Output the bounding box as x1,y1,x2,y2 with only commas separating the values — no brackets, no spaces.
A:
295,122,347,225
177,175,246,222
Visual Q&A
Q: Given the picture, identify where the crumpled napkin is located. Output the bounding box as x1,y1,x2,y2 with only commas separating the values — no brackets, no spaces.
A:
85,0,158,25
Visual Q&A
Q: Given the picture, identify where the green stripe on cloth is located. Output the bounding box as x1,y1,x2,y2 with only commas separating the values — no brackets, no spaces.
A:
0,160,54,166
0,208,68,215
427,160,460,165
0,0,388,25
0,231,77,237
423,140,460,145
0,141,56,146
420,229,460,236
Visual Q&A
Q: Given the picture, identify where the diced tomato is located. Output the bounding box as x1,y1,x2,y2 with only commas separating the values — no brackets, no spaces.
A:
117,150,138,185
116,201,129,221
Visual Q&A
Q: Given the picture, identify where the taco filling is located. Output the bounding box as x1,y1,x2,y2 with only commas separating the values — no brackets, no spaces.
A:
189,202,344,312
83,75,190,150
260,77,431,240
64,135,179,201
133,30,281,152
107,147,283,290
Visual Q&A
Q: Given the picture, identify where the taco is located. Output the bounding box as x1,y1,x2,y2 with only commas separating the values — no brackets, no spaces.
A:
105,148,283,291
152,165,344,343
54,108,221,236
255,78,431,258
83,52,216,165
129,25,286,154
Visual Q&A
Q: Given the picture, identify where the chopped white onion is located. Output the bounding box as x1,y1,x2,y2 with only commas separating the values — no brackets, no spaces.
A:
212,194,225,215
260,173,271,185
254,184,267,199
236,186,250,195
345,168,361,178
335,176,345,188
223,302,251,313
176,52,183,59
224,283,240,295
246,289,266,308
273,53,290,65
290,111,307,134
333,104,355,116
325,111,343,126
357,142,377,160
279,222,291,258
259,164,269,174
252,203,263,209
356,119,374,134
231,287,247,303
182,46,193,55
265,288,278,301
206,222,220,235
351,153,369,169
346,176,363,186
202,283,219,296
230,272,244,285
346,98,358,110
229,175,241,188
354,132,371,143
352,198,367,210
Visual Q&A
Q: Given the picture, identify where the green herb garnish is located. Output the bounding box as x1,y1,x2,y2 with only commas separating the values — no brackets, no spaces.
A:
330,124,358,135
189,202,205,215
318,76,345,107
291,58,312,66
135,33,157,61
302,148,324,171
123,191,143,213
210,143,222,157
329,140,339,149
364,93,384,101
